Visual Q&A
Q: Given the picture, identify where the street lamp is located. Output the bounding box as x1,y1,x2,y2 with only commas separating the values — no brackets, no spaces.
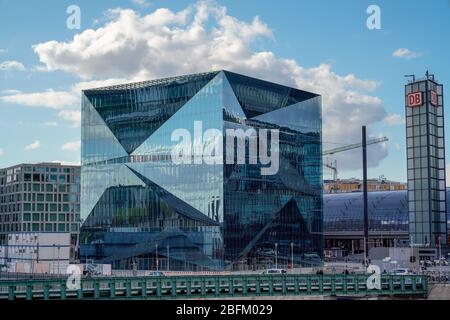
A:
52,244,56,276
57,245,60,275
290,242,294,270
166,245,170,271
155,244,159,271
438,236,442,282
274,243,278,269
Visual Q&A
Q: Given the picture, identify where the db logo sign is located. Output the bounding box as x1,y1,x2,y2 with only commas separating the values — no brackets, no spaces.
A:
431,91,437,106
407,92,422,107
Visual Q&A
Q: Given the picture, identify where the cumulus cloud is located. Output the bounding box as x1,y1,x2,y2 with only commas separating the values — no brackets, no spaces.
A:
0,90,78,109
24,140,41,151
25,1,387,170
384,113,405,126
0,60,25,71
132,0,151,7
0,78,125,127
61,140,81,151
58,110,81,127
0,89,22,95
393,48,421,60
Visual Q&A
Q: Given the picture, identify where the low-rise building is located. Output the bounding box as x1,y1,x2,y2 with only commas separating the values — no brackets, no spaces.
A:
0,232,71,274
324,177,407,194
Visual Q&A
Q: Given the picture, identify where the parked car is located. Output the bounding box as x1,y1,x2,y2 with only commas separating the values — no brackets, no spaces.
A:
261,268,287,275
389,268,410,276
83,265,101,276
147,271,165,276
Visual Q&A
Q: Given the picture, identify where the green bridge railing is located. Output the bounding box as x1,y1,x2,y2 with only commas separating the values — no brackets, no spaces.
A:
0,274,428,300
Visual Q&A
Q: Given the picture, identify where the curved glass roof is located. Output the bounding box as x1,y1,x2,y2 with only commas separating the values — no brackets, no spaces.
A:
324,189,450,233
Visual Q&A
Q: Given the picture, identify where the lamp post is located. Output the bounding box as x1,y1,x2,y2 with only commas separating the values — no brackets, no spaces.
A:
438,236,442,282
52,244,56,276
274,243,278,269
155,244,159,272
362,126,369,268
290,242,294,270
57,245,60,275
166,245,170,271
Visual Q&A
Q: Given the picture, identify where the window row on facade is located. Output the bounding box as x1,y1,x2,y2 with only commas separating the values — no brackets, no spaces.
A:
0,222,78,233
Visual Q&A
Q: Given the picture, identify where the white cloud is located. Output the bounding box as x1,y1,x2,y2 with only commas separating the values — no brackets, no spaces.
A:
384,113,405,126
43,121,58,127
27,1,387,170
61,140,81,151
0,79,125,128
24,140,41,151
51,160,81,166
0,60,25,71
0,147,4,157
58,110,81,127
0,49,7,54
0,89,22,95
132,0,151,7
72,78,128,92
0,90,78,109
393,48,421,60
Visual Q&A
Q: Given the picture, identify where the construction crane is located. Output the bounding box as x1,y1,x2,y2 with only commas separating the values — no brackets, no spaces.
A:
322,136,389,189
322,136,388,156
323,159,338,193
324,159,338,181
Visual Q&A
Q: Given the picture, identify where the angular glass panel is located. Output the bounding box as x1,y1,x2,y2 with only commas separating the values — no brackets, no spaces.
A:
130,73,224,218
222,73,247,122
81,94,128,165
224,70,319,118
80,164,146,221
83,71,220,154
251,96,322,132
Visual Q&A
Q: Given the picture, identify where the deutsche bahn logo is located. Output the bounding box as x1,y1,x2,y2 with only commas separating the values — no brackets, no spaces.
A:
431,91,438,106
407,92,422,107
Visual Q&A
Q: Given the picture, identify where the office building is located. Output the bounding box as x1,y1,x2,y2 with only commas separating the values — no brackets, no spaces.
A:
0,163,81,260
405,73,447,246
80,70,323,270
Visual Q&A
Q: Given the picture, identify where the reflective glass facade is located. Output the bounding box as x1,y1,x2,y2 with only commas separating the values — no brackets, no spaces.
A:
324,189,450,245
405,79,447,246
324,191,409,233
80,71,322,270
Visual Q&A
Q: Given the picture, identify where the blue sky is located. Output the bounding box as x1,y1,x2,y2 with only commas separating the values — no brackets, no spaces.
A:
0,0,449,183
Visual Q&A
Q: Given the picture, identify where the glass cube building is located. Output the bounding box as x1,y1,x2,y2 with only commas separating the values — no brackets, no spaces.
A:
80,70,323,270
